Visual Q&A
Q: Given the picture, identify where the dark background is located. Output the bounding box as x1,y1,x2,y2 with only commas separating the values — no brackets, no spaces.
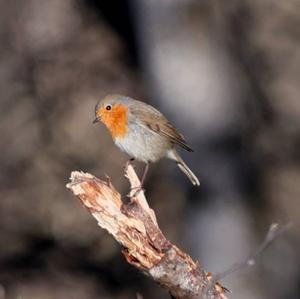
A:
0,1,299,298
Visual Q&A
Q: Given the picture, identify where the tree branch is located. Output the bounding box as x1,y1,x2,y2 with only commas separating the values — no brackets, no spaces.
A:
66,165,228,299
202,222,291,297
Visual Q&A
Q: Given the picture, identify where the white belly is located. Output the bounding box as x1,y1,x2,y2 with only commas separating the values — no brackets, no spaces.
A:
115,124,171,163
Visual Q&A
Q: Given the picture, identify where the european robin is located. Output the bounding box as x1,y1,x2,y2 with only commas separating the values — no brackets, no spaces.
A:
93,94,200,187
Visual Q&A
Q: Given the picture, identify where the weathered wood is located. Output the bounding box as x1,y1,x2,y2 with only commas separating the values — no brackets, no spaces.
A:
66,166,228,299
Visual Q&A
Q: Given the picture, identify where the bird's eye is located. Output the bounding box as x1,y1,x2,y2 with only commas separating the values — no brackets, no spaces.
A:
106,105,111,111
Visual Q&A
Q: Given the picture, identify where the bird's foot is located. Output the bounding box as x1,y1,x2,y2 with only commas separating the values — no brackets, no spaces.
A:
127,185,145,198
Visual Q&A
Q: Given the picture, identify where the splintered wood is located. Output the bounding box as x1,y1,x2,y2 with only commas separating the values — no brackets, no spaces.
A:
66,165,228,299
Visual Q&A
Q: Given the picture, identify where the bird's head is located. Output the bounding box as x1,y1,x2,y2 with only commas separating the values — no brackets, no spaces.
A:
93,94,130,139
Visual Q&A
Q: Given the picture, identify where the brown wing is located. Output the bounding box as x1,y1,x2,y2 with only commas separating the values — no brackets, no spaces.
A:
130,102,193,152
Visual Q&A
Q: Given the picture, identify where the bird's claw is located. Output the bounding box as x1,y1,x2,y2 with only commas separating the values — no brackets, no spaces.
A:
127,186,145,198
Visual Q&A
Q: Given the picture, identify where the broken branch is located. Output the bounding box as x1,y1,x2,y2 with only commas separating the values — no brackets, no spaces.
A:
66,166,228,299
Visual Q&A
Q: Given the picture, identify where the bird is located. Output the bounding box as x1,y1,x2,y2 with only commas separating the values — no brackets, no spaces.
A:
93,94,200,189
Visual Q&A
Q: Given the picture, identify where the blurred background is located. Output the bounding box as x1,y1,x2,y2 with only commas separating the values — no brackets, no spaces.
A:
0,0,299,298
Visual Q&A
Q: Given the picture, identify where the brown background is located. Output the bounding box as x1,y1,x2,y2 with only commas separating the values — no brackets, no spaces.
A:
0,1,299,298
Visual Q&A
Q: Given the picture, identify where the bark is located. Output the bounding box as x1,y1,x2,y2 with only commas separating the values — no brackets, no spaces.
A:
66,165,228,299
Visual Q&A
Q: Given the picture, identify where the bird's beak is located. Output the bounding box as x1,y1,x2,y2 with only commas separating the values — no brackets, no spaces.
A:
93,116,101,124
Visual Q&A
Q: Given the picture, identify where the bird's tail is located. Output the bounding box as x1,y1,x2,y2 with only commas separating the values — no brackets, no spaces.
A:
167,150,200,186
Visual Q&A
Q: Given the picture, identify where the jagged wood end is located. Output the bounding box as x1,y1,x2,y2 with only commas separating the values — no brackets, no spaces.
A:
66,170,228,299
124,164,158,226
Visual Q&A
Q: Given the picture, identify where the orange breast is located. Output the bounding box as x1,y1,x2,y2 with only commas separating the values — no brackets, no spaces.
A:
100,104,128,139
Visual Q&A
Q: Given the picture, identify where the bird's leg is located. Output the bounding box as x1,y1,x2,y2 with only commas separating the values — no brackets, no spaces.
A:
130,163,149,197
140,163,149,187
